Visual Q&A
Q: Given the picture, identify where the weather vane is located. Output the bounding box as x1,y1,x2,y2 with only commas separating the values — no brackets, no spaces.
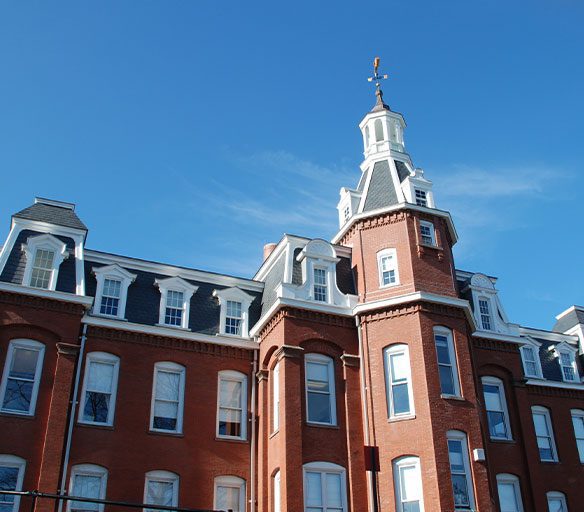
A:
367,56,389,104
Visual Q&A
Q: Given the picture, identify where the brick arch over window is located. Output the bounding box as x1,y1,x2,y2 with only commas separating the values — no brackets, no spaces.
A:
0,324,62,346
299,339,345,358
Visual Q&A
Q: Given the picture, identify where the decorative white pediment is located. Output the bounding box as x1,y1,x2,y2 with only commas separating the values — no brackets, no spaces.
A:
470,273,495,290
298,239,338,262
91,264,137,319
93,264,137,282
154,276,198,295
213,287,254,338
21,233,69,291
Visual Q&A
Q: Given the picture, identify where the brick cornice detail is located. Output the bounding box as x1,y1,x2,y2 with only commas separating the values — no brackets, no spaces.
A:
87,326,253,360
273,344,305,361
339,211,408,244
525,383,584,399
472,337,519,353
359,300,464,324
256,369,269,382
0,290,86,315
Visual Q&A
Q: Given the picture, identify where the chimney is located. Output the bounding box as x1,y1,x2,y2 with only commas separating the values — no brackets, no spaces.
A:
263,243,277,262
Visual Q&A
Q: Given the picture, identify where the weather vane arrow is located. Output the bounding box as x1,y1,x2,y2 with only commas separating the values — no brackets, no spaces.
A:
367,56,389,105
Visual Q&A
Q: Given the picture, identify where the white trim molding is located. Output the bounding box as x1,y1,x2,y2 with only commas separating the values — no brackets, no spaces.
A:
302,461,347,512
496,473,524,512
393,456,424,512
0,282,94,307
214,475,246,512
68,464,108,512
155,277,198,330
305,353,337,426
21,233,68,291
92,264,136,320
143,470,179,511
213,287,254,338
216,370,248,441
0,454,26,512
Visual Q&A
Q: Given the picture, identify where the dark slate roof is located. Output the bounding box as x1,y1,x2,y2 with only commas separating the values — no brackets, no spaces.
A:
336,256,356,295
362,160,399,212
291,248,303,286
356,172,367,193
553,308,584,333
14,202,87,231
0,229,77,293
394,160,411,183
530,337,570,382
260,251,286,317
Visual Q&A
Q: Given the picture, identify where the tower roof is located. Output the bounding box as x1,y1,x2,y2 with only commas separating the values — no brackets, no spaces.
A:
13,197,87,231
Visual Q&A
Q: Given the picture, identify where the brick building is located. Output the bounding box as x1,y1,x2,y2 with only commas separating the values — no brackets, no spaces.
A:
0,82,582,512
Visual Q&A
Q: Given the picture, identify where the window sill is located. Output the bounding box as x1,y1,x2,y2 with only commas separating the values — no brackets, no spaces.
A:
0,410,35,419
306,422,339,429
488,438,515,444
216,332,250,340
379,282,400,289
441,394,464,401
148,429,184,438
539,459,560,464
154,323,191,331
77,421,115,431
215,436,248,444
388,414,416,423
92,313,128,322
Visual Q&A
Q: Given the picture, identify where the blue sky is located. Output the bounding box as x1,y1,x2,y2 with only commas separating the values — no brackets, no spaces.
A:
0,1,582,330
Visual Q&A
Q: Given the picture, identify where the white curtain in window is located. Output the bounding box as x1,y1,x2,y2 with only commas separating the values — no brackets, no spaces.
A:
87,362,114,393
305,472,322,507
220,380,241,408
325,474,342,508
147,481,173,506
72,475,101,511
498,483,520,512
216,486,239,511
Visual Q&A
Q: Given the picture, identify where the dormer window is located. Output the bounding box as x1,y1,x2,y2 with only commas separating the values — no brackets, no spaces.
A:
377,249,399,288
343,205,350,222
549,343,579,383
214,287,254,337
22,234,68,291
478,298,493,331
93,265,136,320
414,188,427,207
419,221,436,246
155,277,198,330
520,344,542,379
313,268,327,302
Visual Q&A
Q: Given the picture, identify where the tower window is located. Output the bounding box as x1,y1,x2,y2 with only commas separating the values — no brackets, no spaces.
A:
419,221,436,246
434,328,461,398
313,268,327,302
30,249,55,289
384,344,414,418
377,248,399,288
343,205,350,222
559,351,577,382
374,119,384,142
414,189,427,207
305,354,336,425
22,234,68,291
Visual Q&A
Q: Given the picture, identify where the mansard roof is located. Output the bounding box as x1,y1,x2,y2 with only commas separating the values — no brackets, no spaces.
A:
13,199,87,231
362,160,399,212
553,306,584,333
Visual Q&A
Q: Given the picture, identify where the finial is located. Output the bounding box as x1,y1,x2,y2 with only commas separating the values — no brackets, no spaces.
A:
367,56,389,110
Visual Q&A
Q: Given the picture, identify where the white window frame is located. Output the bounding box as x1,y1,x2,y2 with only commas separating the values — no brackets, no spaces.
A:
216,370,248,441
531,406,558,462
78,352,120,427
570,408,584,463
149,362,185,434
0,454,26,512
419,220,436,246
414,188,428,207
496,473,524,512
313,267,328,302
92,265,136,320
519,342,543,379
155,277,198,330
68,464,108,512
302,461,347,512
273,470,281,512
377,248,400,288
446,430,476,511
213,287,254,338
393,456,424,512
21,234,68,291
213,475,246,512
143,470,179,512
550,343,580,383
0,339,45,416
304,354,337,426
546,491,568,512
481,376,512,441
434,327,461,398
478,297,493,331
384,344,415,419
272,362,280,433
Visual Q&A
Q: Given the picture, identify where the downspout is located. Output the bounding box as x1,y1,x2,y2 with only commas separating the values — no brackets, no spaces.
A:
250,348,258,512
57,323,88,512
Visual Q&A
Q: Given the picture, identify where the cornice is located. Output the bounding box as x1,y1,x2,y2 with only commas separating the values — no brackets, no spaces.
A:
472,337,519,353
0,286,89,315
525,379,584,398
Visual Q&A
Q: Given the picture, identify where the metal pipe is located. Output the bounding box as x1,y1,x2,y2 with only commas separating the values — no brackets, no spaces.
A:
249,349,258,512
57,323,88,512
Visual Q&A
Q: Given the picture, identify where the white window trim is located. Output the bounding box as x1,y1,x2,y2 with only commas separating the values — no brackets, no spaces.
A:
434,327,461,398
92,264,137,320
272,362,280,434
531,406,558,462
273,470,281,512
143,470,179,512
68,464,108,512
481,376,513,441
149,362,186,434
312,266,328,303
77,352,120,427
549,342,580,383
304,353,337,426
213,287,254,338
446,430,476,511
546,491,568,511
22,233,68,291
384,344,415,419
0,454,26,512
213,475,246,512
496,473,524,512
302,461,347,512
393,456,425,512
0,339,45,416
155,277,198,330
519,341,543,379
377,248,400,288
570,408,584,463
216,370,248,441
478,296,494,331
419,220,436,246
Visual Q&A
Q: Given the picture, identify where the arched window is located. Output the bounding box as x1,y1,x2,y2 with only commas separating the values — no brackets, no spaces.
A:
78,352,120,426
150,362,185,434
446,430,475,510
273,470,281,512
546,491,568,512
304,354,336,426
365,125,370,147
374,119,384,142
303,462,347,512
214,475,246,512
481,376,512,440
384,344,414,419
393,456,424,511
144,470,179,512
496,473,524,512
0,455,26,512
272,363,280,433
217,370,248,440
68,464,108,512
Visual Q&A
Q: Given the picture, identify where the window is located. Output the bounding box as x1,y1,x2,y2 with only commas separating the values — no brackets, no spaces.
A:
213,287,254,337
217,371,247,440
68,464,108,512
557,349,578,383
419,221,435,246
393,456,424,512
571,409,584,463
0,339,45,416
22,234,68,291
273,471,281,512
496,474,523,512
520,344,542,378
384,344,414,418
0,455,26,512
532,406,558,462
343,205,350,222
377,249,399,288
155,277,198,330
214,476,245,512
478,298,493,331
446,430,475,510
434,328,461,398
414,189,427,207
144,471,179,512
303,462,347,512
92,265,136,320
305,354,336,426
313,268,327,302
547,492,568,512
150,362,185,433
481,376,512,440
272,363,280,433
374,119,384,142
78,352,120,426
